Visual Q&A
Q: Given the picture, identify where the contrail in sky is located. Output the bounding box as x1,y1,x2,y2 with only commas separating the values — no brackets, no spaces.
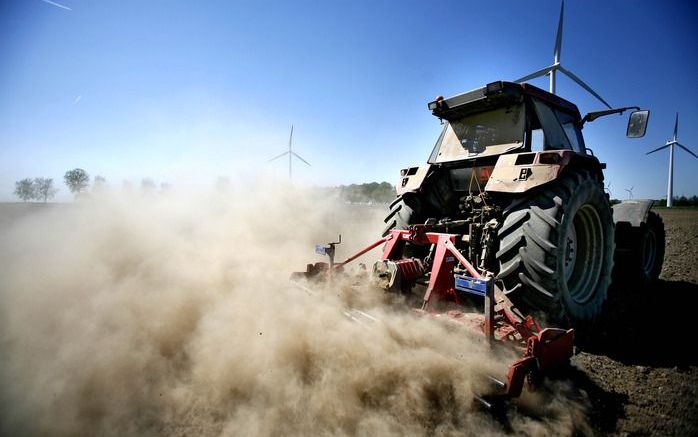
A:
40,0,72,11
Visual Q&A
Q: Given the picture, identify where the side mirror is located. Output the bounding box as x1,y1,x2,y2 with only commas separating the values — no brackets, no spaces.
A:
627,110,649,138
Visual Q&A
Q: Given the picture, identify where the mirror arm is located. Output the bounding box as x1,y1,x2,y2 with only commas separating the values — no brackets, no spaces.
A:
580,106,641,126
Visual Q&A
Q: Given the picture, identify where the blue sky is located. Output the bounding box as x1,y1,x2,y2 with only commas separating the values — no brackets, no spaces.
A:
1,0,697,200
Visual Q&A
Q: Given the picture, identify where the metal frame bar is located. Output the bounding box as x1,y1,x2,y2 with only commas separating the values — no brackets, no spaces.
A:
307,225,573,399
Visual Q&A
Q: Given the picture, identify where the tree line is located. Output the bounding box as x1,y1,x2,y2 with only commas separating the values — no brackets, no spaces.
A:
15,173,398,204
13,168,176,202
14,178,59,203
655,196,698,207
609,196,698,207
14,168,97,202
328,182,396,204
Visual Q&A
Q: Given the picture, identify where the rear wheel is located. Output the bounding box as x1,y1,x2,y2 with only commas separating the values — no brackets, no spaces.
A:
496,170,614,324
382,193,424,236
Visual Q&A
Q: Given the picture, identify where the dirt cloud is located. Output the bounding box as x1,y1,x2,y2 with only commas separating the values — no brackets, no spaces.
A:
0,184,590,436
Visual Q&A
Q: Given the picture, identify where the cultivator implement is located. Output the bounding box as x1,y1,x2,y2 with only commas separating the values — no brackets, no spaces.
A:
292,225,574,400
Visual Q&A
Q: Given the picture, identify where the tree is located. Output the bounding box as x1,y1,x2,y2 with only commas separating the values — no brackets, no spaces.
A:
215,176,231,193
140,178,156,195
33,178,58,203
335,181,396,204
160,182,171,194
92,175,107,194
64,168,90,196
14,178,35,202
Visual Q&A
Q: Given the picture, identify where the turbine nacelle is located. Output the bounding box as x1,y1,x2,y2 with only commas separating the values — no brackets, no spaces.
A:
514,1,612,109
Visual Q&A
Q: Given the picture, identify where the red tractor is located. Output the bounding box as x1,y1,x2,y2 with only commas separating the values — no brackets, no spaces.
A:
294,81,664,401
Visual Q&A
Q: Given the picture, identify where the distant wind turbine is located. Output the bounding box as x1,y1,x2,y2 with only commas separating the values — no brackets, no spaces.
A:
605,181,612,197
646,113,697,207
268,125,310,179
514,1,612,109
625,186,634,199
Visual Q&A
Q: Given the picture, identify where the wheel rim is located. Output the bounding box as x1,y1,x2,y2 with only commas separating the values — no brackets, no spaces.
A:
563,204,604,304
641,228,657,275
563,222,578,282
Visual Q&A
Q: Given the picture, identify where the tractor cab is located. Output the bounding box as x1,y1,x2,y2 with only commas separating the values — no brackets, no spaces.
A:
427,81,587,164
397,81,649,199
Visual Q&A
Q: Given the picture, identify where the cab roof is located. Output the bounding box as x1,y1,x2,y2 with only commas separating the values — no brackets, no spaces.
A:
428,81,581,121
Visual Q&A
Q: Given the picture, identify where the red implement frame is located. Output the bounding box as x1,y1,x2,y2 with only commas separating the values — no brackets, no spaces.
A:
309,226,574,398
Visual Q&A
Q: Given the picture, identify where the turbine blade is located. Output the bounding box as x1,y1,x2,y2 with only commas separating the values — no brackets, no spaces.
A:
673,113,678,141
645,144,670,155
514,65,555,84
558,66,612,109
292,151,311,166
554,1,564,62
677,143,698,159
268,151,289,162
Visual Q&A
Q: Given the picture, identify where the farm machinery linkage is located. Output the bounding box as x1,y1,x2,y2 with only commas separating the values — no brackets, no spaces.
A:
292,224,574,402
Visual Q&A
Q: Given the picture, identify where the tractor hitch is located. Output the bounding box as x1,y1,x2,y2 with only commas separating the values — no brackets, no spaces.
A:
292,225,574,400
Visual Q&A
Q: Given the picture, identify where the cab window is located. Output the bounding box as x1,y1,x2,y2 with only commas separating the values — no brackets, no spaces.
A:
532,99,571,150
557,111,586,153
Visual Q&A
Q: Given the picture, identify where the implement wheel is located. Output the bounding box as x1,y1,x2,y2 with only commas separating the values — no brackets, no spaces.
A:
638,211,666,284
496,170,615,324
614,210,665,288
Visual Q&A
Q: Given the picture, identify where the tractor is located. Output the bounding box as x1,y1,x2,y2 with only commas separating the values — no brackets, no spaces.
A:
383,80,664,325
293,80,664,400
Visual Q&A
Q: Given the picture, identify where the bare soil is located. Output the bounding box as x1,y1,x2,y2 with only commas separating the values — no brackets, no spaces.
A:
571,208,698,436
1,204,696,435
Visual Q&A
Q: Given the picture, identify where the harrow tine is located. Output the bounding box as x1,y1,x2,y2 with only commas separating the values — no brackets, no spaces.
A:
352,309,379,322
487,375,506,390
289,278,315,296
342,308,381,327
474,395,494,409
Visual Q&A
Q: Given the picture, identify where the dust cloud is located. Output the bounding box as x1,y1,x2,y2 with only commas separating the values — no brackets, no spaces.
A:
0,183,590,436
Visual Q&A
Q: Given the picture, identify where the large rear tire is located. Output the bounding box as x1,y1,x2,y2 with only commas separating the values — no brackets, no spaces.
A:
382,193,425,236
495,170,615,324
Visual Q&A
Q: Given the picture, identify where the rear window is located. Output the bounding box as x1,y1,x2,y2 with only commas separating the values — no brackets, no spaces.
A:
428,104,525,163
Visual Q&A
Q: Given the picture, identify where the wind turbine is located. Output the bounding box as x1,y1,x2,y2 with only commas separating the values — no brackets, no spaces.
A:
625,186,634,199
646,113,697,207
268,125,310,179
604,180,612,197
514,1,612,109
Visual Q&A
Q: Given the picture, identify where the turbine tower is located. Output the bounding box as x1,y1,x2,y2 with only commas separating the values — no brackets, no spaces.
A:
514,1,612,109
646,113,697,207
268,125,311,179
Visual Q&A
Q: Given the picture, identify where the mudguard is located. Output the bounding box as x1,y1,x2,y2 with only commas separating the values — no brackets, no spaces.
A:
396,164,431,196
485,150,604,194
612,199,654,227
